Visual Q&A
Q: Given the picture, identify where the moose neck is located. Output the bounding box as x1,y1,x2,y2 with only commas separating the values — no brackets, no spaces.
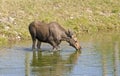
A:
61,31,71,41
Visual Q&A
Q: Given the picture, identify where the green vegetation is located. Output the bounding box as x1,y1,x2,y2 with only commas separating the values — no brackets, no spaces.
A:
0,0,120,44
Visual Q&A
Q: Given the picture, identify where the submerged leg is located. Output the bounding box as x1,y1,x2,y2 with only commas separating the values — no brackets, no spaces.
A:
57,46,61,51
56,40,61,51
37,40,41,49
52,46,61,51
29,27,37,50
32,38,36,50
52,40,62,51
49,41,59,51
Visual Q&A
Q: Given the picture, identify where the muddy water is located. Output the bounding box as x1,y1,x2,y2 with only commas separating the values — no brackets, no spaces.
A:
0,33,120,76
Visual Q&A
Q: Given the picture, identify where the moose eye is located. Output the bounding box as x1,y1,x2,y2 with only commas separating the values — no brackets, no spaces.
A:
75,41,77,42
73,39,77,42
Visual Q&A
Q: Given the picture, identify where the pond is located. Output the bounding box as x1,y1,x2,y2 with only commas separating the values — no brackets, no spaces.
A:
0,33,120,76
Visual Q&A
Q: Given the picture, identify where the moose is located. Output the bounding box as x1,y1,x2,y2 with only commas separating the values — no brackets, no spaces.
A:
29,21,81,51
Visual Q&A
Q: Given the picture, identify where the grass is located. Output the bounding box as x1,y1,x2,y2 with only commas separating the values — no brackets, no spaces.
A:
0,0,120,44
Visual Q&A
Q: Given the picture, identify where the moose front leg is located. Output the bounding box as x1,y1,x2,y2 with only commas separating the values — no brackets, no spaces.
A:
49,41,60,51
52,46,61,51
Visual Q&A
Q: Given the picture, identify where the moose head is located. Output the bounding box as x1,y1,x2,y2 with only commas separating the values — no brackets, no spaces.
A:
66,30,81,51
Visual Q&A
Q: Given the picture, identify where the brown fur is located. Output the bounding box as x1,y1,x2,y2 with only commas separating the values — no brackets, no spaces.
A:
29,21,81,51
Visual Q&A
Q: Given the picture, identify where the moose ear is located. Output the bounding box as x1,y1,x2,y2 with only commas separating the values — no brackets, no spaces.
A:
68,29,74,37
68,29,71,34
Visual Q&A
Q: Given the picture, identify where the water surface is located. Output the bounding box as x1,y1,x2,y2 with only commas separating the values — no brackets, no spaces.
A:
0,33,120,76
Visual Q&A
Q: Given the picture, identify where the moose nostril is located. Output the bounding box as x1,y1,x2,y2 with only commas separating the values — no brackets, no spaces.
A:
76,44,81,49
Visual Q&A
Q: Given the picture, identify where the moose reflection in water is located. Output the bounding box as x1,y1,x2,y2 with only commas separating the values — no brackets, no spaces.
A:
31,50,81,76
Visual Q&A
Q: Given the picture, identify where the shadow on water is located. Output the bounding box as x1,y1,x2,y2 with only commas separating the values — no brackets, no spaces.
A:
15,47,32,52
30,50,81,76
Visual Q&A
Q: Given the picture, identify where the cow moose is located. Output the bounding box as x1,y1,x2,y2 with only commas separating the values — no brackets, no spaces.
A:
29,21,81,51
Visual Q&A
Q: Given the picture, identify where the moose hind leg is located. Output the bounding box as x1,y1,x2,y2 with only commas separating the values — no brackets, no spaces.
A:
37,40,41,49
32,38,36,50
